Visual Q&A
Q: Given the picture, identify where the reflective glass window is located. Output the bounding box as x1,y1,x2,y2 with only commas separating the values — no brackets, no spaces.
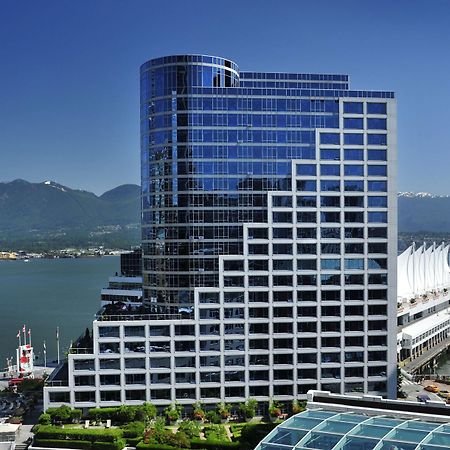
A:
321,164,340,176
367,118,387,129
344,149,364,161
368,150,387,161
344,102,363,114
344,165,364,176
320,149,340,160
367,102,387,114
344,118,364,129
297,164,316,176
344,133,364,145
368,165,387,176
320,133,340,145
367,133,387,145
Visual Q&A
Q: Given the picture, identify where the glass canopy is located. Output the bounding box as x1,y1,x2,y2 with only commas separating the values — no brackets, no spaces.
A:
255,409,450,450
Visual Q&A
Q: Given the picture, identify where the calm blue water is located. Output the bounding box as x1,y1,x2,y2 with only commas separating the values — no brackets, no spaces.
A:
0,257,119,367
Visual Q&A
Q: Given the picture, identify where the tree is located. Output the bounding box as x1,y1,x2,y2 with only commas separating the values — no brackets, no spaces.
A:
397,367,407,398
239,399,258,420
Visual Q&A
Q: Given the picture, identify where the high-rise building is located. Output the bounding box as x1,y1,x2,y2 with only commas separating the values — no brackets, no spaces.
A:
44,55,397,410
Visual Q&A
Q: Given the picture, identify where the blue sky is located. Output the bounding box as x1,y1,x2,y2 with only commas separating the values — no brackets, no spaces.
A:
1,0,450,194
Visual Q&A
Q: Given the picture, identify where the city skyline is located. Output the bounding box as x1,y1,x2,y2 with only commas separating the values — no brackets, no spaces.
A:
1,0,450,194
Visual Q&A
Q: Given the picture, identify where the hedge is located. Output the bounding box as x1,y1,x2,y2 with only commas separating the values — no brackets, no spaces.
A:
136,443,193,450
34,439,92,449
35,426,123,443
92,440,126,450
125,437,143,447
190,440,241,450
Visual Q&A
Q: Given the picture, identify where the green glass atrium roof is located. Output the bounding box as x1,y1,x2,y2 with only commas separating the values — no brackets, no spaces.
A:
255,409,450,450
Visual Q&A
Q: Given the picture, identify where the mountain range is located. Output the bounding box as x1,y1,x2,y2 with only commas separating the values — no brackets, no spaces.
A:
0,180,141,250
1,180,450,250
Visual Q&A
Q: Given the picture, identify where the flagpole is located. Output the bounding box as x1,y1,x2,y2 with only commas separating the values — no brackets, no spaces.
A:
43,340,47,368
23,325,26,347
56,327,60,365
28,328,32,348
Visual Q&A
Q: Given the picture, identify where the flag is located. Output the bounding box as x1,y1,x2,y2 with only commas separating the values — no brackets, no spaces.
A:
28,328,31,335
16,331,20,338
43,341,46,350
22,324,26,333
56,327,59,339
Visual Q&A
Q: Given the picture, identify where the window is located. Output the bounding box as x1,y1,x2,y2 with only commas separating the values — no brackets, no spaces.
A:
273,228,293,239
367,134,387,145
344,118,363,129
344,102,363,114
297,195,316,207
368,243,387,254
321,243,340,254
98,326,120,338
297,243,316,254
297,180,317,191
345,243,364,254
297,259,317,270
368,150,387,161
367,118,387,130
320,133,340,145
297,164,316,176
368,181,387,192
368,196,387,207
321,259,341,270
273,211,292,223
297,212,316,223
321,227,340,239
345,212,364,223
344,165,364,176
345,227,364,239
248,260,268,271
368,165,387,176
321,180,340,192
368,227,387,238
344,149,364,160
344,133,363,145
297,228,316,239
321,196,340,207
320,149,340,160
368,212,387,223
320,212,340,223
344,180,364,192
367,103,387,114
345,259,364,270
273,259,293,271
345,196,364,207
273,243,292,254
272,195,293,207
321,274,341,285
321,164,340,176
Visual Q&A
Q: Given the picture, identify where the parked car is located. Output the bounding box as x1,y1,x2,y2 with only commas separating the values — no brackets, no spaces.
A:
424,384,439,393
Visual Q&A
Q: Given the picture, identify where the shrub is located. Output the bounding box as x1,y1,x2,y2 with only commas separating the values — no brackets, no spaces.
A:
204,425,228,442
116,405,136,424
35,425,123,442
216,403,231,420
177,420,201,438
92,440,126,450
46,405,73,424
38,413,51,425
137,443,192,450
163,403,183,422
205,411,221,424
268,401,283,418
34,439,92,449
126,437,143,447
190,439,240,450
192,402,205,421
122,421,145,438
238,399,258,420
239,423,277,447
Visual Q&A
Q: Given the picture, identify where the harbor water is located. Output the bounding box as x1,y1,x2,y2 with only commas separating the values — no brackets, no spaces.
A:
0,256,119,367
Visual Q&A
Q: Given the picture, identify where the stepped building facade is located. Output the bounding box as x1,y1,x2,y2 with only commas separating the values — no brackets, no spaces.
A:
44,55,397,410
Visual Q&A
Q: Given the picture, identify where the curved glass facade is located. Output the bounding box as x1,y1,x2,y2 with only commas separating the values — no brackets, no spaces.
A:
140,54,394,311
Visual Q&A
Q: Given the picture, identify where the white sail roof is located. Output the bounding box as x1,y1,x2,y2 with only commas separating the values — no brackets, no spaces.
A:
397,242,450,299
